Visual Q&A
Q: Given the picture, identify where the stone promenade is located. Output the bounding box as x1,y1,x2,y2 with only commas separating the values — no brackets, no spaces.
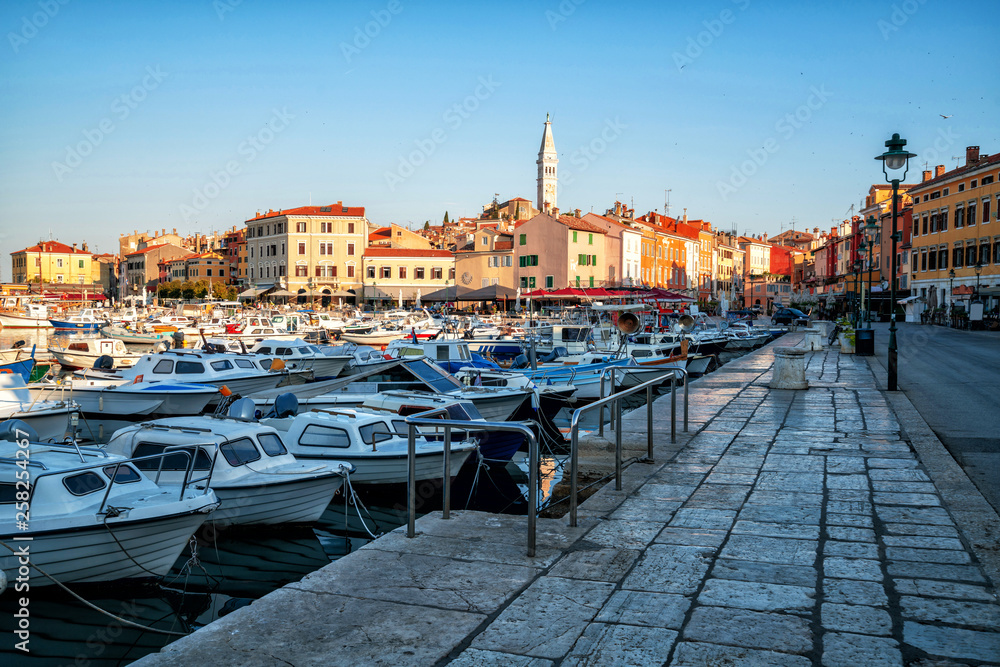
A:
136,336,1000,666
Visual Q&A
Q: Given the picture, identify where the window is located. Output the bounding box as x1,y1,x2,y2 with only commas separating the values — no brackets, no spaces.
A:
102,464,141,484
994,239,1000,264
519,234,526,245
983,198,991,224
572,231,578,242
347,243,355,256
297,222,306,232
922,215,928,235
175,361,205,374
981,242,991,265
78,259,84,268
920,250,927,271
927,249,937,271
319,242,333,255
320,222,331,233
367,266,376,279
299,424,351,448
983,175,995,186
968,202,977,226
939,246,948,269
971,180,978,188
380,266,391,279
220,438,262,466
959,183,965,192
347,264,355,278
529,276,536,288
258,433,287,456
398,266,407,279
953,247,963,268
63,471,106,496
966,245,977,266
575,276,581,287
545,275,553,288
210,360,233,371
296,265,308,277
234,358,256,369
317,265,336,278
503,255,512,267
588,234,593,245
520,277,528,288
298,242,306,255
432,267,443,280
152,359,173,374
481,236,488,246
589,276,595,287
348,222,355,234
415,267,425,279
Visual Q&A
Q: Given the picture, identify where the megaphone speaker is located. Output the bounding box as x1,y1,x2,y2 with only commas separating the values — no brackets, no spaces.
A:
617,312,641,334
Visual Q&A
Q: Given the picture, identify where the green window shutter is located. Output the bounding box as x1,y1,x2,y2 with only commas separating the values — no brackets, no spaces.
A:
589,276,594,288
578,254,584,265
572,231,578,242
588,234,593,245
519,234,526,245
592,255,597,266
532,255,538,266
575,276,581,287
529,277,536,288
519,256,525,267
546,275,553,288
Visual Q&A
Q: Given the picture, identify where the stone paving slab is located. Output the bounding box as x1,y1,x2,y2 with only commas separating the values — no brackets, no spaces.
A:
135,337,1000,666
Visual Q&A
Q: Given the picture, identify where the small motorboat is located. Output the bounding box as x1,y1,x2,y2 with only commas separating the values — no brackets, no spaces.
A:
0,374,78,441
0,421,219,587
250,338,352,379
48,308,105,331
0,302,53,328
262,396,475,485
104,399,352,526
49,337,143,370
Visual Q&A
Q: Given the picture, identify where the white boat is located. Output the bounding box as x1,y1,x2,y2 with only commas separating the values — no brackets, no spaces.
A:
48,337,144,370
250,338,352,378
104,402,352,526
0,302,53,328
0,374,78,441
0,424,219,587
48,308,106,331
86,349,308,399
325,343,400,376
262,401,475,485
339,330,409,347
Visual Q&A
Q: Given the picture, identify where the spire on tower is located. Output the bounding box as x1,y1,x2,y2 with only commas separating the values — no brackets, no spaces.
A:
536,115,558,212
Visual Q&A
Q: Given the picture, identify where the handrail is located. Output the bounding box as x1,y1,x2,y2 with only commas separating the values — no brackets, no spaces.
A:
404,410,541,557
598,364,689,437
568,367,689,527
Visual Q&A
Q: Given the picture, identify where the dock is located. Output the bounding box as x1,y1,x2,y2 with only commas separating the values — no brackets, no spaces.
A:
134,335,1000,665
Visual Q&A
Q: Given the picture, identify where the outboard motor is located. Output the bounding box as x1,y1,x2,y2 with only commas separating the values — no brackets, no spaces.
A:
510,354,529,370
269,393,299,419
227,397,258,421
93,355,115,370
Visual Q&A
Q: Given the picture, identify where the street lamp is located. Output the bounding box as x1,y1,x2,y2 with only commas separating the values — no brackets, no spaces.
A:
948,268,956,325
875,133,917,391
864,215,879,328
856,241,868,329
852,259,864,329
974,262,983,300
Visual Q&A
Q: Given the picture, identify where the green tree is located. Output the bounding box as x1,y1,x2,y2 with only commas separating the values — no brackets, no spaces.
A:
423,220,430,230
443,211,449,224
181,281,195,300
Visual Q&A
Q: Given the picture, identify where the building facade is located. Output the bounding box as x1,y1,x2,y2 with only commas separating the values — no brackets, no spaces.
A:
515,213,607,290
455,228,515,291
11,241,94,285
362,248,455,304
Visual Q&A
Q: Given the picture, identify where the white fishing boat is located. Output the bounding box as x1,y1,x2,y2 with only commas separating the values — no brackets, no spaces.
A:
0,302,53,328
0,423,219,587
84,349,308,399
338,329,409,347
48,308,106,331
104,401,352,526
262,398,476,485
48,337,144,370
0,374,78,441
250,338,352,378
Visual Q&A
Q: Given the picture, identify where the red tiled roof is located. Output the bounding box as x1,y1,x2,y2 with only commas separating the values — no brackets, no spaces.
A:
364,248,453,258
125,243,170,256
12,241,92,255
246,204,366,222
494,241,513,250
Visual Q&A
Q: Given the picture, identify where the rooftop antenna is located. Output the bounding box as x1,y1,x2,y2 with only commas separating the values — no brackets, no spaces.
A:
951,156,962,169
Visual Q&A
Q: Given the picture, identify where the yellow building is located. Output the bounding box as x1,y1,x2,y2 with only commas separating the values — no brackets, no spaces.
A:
11,240,94,284
455,228,515,290
909,146,1000,311
362,248,455,304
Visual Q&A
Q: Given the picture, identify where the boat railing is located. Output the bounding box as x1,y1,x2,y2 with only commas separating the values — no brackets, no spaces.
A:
597,365,689,440
568,369,689,528
403,408,541,556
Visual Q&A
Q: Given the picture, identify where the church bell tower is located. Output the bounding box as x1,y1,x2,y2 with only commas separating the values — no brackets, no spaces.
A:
536,114,558,213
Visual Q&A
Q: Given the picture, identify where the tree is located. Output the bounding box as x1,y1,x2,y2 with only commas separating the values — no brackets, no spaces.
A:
423,221,430,230
181,281,195,300
443,211,449,224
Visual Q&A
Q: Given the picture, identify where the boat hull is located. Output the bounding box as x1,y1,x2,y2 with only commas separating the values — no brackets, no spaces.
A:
0,313,52,328
48,320,101,331
296,447,473,485
209,473,345,526
0,510,210,586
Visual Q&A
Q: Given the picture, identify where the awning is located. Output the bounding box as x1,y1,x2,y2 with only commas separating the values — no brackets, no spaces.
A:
419,285,472,301
456,285,519,301
897,295,923,304
58,292,107,300
237,284,274,299
269,290,297,297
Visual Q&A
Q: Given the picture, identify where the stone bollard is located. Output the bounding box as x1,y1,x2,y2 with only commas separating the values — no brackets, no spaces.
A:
770,347,809,390
802,327,824,351
812,320,834,339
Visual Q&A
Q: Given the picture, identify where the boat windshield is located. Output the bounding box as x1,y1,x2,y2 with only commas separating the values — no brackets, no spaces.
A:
405,359,463,391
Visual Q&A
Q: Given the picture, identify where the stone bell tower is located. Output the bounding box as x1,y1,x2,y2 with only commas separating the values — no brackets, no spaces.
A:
536,114,558,213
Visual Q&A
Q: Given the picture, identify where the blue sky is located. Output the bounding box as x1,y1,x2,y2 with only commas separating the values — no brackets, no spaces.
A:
1,0,998,281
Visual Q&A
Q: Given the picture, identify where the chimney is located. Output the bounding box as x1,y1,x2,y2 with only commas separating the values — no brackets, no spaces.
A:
72,243,77,252
813,227,819,235
552,207,560,217
966,146,980,166
82,242,88,252
762,233,768,242
934,165,945,178
922,170,932,182
682,208,688,223
173,228,177,234
574,208,582,218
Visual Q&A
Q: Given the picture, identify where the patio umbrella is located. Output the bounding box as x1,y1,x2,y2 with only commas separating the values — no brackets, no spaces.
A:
399,289,403,308
416,288,422,309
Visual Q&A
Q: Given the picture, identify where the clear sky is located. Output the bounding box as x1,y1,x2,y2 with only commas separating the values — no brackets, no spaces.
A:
2,0,998,281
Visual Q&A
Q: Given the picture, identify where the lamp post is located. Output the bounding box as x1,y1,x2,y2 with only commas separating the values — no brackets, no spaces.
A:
974,262,983,300
864,215,878,328
948,268,956,326
852,259,864,329
875,133,916,391
856,242,868,329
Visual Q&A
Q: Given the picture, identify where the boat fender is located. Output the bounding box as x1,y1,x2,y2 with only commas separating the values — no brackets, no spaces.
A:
133,374,144,384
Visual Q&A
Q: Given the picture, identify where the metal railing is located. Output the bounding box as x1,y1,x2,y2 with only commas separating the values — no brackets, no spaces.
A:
598,365,689,439
569,368,689,527
404,409,541,556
